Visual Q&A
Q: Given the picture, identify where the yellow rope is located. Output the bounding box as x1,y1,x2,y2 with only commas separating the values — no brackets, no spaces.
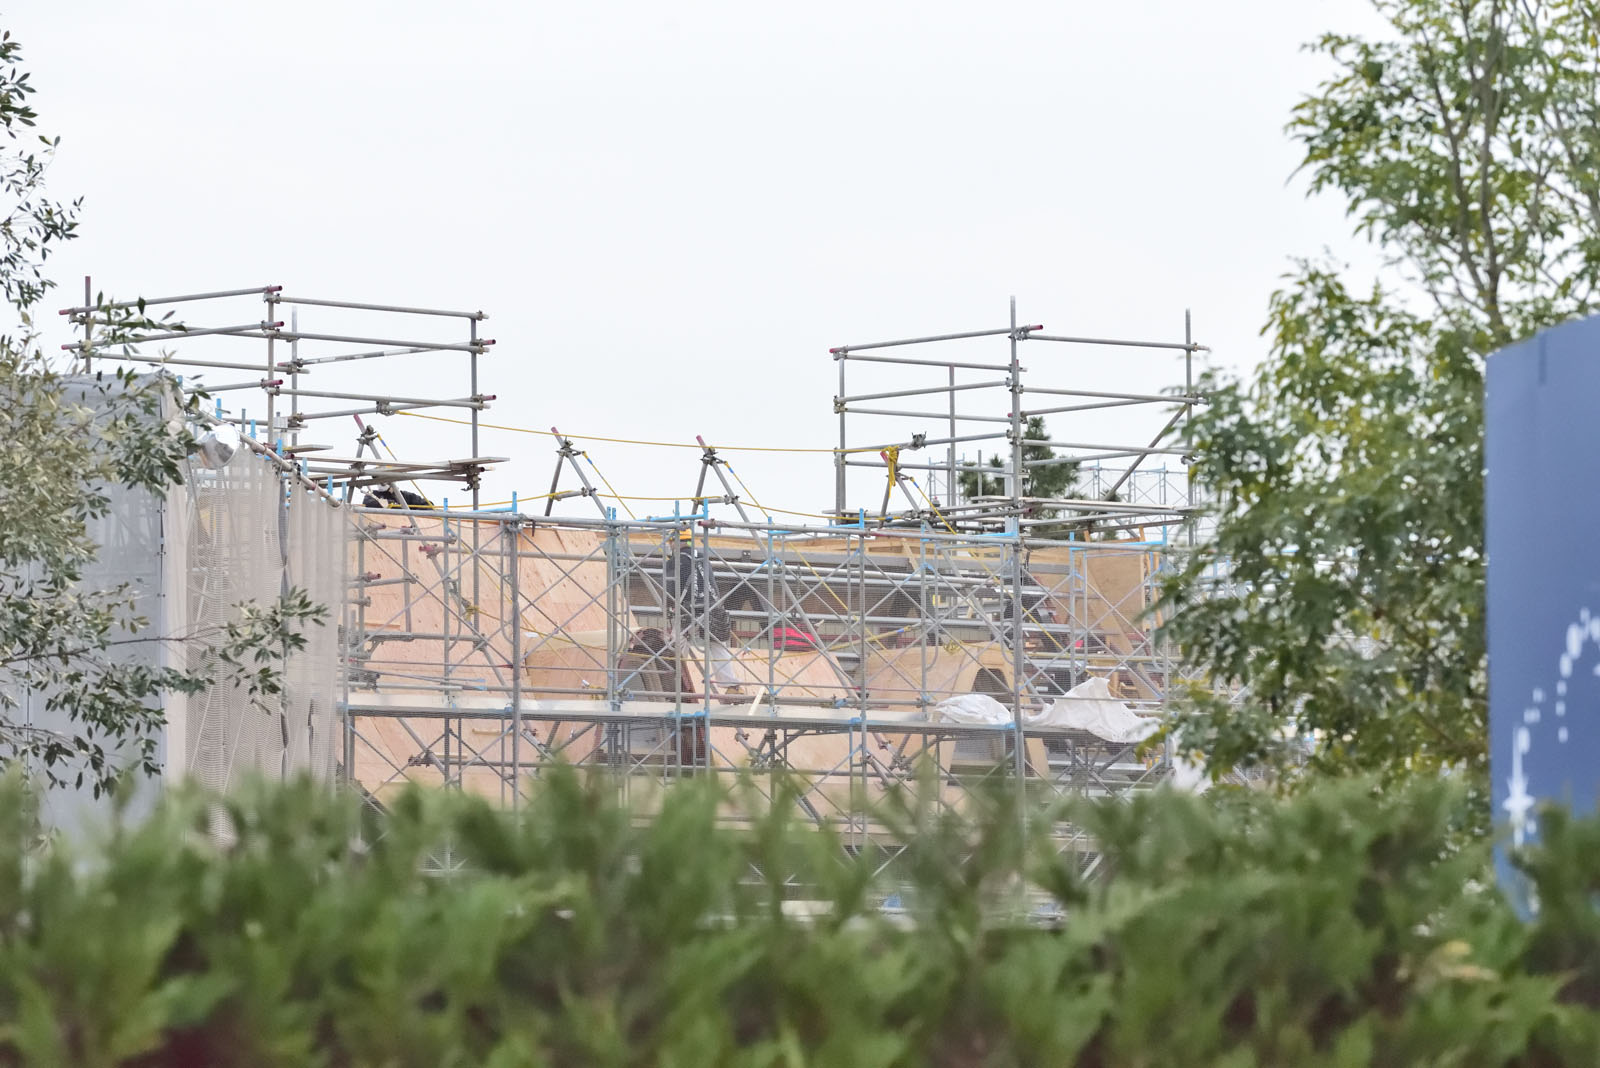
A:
719,461,900,653
907,477,961,535
582,451,636,520
472,490,838,516
713,463,851,523
393,409,882,455
723,462,762,512
905,477,1060,635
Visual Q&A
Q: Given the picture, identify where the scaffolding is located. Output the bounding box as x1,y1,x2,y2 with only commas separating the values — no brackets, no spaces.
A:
829,297,1203,538
59,282,505,504
60,286,1206,859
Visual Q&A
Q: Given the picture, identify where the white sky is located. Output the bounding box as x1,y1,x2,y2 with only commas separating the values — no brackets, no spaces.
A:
17,0,1382,519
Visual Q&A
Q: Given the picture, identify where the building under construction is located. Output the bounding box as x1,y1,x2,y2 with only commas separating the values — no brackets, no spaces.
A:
57,285,1207,853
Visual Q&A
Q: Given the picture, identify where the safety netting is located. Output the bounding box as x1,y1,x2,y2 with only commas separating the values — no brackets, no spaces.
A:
172,445,348,791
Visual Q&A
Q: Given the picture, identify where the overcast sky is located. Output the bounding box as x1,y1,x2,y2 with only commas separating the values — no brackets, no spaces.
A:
17,1,1383,519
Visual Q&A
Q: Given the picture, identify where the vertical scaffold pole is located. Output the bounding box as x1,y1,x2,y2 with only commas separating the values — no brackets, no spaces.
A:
82,276,92,373
345,519,362,788
918,535,929,715
947,364,957,508
1175,310,1197,779
1010,539,1027,786
1007,296,1022,533
1007,298,1027,787
1185,309,1195,550
764,528,776,703
470,317,482,622
508,517,523,807
441,503,454,787
670,525,684,781
835,354,847,515
265,290,279,449
470,317,481,511
606,516,620,713
289,309,300,452
857,531,868,713
605,524,628,785
700,518,713,780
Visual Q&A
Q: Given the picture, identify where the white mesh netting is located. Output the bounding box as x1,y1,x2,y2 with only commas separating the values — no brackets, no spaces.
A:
13,378,348,829
172,445,348,791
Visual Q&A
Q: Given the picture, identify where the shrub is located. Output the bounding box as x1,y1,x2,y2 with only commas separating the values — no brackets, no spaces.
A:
0,771,1591,1066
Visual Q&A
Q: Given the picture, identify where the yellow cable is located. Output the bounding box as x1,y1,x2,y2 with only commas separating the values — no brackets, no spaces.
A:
393,409,883,455
721,460,895,653
582,451,636,520
368,429,439,508
475,490,828,513
907,477,1059,636
907,477,960,535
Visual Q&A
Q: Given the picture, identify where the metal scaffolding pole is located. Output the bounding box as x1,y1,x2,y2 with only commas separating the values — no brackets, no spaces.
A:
509,518,523,806
835,355,847,515
947,365,958,508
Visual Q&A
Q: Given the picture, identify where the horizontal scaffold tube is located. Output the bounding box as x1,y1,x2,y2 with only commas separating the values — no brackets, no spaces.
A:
832,352,1018,372
268,387,489,409
838,407,1013,423
348,505,1164,547
274,294,487,320
64,322,283,349
1025,332,1207,352
829,326,1029,354
837,379,1007,405
58,285,280,314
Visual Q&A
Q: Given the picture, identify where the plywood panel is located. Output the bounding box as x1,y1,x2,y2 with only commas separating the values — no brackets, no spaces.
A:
354,520,632,685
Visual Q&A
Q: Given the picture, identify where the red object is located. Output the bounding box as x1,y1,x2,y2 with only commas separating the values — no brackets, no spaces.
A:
771,626,819,651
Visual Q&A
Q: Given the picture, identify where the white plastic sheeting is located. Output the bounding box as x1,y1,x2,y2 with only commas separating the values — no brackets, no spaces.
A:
932,693,1012,725
1030,677,1160,744
932,677,1164,746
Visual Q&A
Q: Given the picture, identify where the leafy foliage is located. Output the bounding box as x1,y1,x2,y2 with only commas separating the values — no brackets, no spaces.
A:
959,417,1076,500
0,31,77,311
0,32,326,793
1159,0,1600,784
0,770,1593,1065
958,416,1084,536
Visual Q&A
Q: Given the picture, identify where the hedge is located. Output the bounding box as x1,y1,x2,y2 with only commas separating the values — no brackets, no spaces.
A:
0,771,1593,1066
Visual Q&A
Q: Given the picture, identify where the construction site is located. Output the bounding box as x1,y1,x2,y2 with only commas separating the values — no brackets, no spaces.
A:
58,284,1209,859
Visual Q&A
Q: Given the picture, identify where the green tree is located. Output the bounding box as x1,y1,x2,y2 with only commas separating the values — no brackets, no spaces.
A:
958,416,1080,531
1159,0,1600,784
0,33,323,794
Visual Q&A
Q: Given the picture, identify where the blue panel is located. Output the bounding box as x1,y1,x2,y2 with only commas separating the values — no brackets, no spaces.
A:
1487,315,1600,906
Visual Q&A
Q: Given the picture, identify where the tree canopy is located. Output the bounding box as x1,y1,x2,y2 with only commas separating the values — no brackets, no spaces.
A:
1160,0,1600,784
0,32,321,795
957,416,1086,537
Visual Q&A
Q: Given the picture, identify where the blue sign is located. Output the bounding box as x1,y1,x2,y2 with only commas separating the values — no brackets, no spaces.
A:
1487,316,1600,899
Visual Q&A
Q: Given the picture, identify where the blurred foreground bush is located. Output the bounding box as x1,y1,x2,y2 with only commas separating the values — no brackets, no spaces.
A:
0,772,1595,1066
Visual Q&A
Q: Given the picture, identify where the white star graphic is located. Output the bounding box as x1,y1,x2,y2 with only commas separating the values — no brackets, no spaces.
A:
1504,726,1535,847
